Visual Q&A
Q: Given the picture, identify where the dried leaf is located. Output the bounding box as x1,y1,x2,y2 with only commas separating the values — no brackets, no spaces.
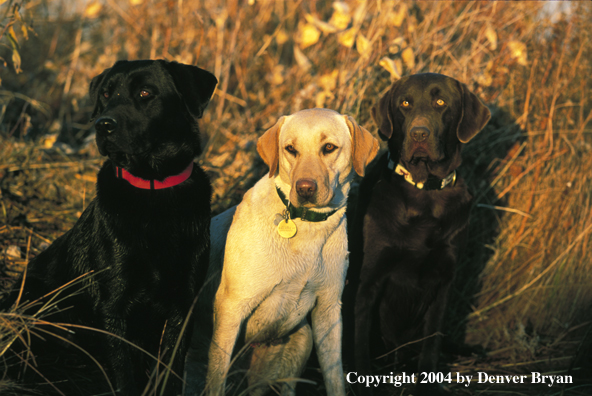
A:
329,2,351,30
389,36,406,54
42,133,58,148
130,0,143,5
305,14,338,34
401,47,415,70
276,29,289,45
407,16,417,33
20,24,29,41
356,33,370,57
508,41,527,66
352,1,367,26
319,70,339,92
293,46,312,72
338,28,357,48
477,72,493,87
391,3,408,27
4,245,21,259
7,26,21,73
297,23,321,49
316,91,334,108
379,57,401,79
485,26,497,51
83,1,103,19
269,65,285,85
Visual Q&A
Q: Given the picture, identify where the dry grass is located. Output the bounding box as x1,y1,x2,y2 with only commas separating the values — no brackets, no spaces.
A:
1,0,592,394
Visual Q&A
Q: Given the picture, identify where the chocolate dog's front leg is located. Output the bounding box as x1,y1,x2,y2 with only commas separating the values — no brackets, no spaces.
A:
415,245,457,396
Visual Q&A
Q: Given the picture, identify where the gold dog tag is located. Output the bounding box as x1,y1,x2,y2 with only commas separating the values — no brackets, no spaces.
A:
277,219,297,239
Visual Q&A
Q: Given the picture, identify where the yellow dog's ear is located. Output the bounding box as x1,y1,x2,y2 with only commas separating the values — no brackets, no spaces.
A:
344,115,380,177
257,116,286,178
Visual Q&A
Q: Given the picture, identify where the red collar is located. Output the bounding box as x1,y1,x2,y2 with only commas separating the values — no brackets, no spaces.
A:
115,162,194,190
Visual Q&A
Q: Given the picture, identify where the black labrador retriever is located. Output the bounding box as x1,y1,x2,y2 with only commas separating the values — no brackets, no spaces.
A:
348,73,490,395
4,60,217,395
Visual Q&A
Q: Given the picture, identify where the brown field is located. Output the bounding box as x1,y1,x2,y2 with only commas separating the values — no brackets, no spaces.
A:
1,0,591,395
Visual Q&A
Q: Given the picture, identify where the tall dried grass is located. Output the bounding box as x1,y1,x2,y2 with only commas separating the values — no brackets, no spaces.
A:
1,0,591,393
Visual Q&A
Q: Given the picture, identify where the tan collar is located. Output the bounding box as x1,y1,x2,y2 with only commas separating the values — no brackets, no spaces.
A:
388,157,456,190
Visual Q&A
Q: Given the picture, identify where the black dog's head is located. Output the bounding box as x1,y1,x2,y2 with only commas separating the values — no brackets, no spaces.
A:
89,59,217,180
372,73,490,183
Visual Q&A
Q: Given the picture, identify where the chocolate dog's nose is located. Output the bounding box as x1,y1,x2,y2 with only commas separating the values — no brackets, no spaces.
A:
411,126,430,142
296,179,317,199
95,116,118,134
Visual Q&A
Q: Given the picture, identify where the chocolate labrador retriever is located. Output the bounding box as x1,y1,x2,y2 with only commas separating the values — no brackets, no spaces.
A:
4,60,217,395
348,73,490,395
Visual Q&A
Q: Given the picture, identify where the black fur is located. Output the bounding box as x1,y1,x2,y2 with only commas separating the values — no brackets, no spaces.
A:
4,59,217,395
347,73,490,395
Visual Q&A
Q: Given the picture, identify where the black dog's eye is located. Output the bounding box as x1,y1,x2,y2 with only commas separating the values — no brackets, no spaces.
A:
102,92,110,99
285,145,297,155
323,143,338,154
401,100,411,108
139,90,151,98
436,99,446,106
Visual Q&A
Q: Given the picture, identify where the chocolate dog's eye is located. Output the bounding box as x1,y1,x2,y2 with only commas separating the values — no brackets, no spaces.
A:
286,145,297,154
436,99,446,106
401,100,410,108
323,143,337,154
140,90,151,98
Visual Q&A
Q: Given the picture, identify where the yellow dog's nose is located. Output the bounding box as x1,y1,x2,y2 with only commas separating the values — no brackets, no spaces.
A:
296,178,317,199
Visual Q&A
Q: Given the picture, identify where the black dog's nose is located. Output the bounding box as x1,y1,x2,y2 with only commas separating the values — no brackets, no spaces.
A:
296,179,317,199
411,126,430,142
95,116,118,134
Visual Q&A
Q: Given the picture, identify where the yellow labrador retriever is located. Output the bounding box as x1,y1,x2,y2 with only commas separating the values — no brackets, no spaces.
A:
205,108,379,395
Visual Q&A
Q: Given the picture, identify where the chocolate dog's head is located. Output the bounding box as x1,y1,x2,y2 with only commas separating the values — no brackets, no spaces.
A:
89,59,217,179
372,73,490,183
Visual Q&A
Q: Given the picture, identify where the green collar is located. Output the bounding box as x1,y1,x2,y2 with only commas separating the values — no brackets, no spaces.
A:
276,186,338,222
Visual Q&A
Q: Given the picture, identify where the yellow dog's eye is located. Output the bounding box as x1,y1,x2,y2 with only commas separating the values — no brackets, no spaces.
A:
285,145,297,154
401,100,410,108
323,143,337,154
436,99,446,106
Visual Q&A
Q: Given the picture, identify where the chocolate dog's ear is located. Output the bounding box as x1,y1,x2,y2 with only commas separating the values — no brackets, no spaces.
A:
162,61,218,119
371,90,393,141
456,81,491,143
344,115,380,177
372,80,402,141
257,116,286,178
89,67,111,122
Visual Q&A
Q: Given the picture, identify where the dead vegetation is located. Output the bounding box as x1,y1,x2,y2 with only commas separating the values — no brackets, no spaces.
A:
1,0,591,394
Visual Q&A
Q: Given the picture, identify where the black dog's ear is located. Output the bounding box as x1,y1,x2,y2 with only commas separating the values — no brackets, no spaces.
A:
371,80,402,141
456,81,491,143
161,61,218,119
89,68,111,122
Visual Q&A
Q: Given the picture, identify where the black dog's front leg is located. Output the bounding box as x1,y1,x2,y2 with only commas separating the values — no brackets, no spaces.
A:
103,316,142,396
157,310,193,396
